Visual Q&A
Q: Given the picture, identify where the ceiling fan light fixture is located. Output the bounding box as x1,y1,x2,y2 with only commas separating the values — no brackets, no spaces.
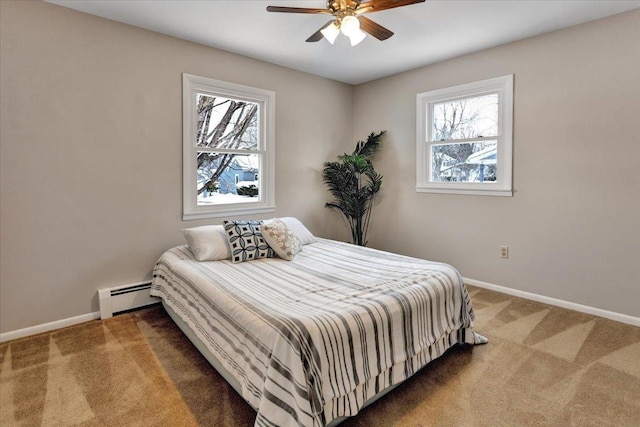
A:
340,15,360,37
320,21,340,44
348,29,366,46
267,0,425,45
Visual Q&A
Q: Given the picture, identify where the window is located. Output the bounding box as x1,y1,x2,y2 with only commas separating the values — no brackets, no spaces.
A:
183,74,275,220
416,75,513,196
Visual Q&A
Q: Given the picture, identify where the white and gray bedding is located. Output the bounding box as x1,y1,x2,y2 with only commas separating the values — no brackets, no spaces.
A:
150,238,487,427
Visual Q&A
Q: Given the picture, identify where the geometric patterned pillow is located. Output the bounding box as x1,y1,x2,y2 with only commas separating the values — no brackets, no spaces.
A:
222,220,274,263
261,218,301,261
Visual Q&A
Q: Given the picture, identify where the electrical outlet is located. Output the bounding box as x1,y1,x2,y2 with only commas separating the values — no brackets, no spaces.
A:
500,246,509,259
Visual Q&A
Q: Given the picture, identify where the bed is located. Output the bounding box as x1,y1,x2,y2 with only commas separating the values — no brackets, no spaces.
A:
150,234,487,427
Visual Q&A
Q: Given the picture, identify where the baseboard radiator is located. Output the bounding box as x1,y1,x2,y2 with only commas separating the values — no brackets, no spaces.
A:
98,281,160,319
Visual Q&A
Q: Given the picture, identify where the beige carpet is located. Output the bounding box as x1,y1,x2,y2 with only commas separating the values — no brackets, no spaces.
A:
1,285,639,426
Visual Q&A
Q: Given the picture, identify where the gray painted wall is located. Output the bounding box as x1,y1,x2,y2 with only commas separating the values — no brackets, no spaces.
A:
1,2,638,334
0,1,354,333
353,10,640,317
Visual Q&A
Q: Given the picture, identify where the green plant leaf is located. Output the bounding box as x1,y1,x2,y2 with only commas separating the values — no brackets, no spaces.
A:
323,131,385,246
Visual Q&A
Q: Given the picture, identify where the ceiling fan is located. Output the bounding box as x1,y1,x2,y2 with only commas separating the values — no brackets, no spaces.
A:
266,0,426,46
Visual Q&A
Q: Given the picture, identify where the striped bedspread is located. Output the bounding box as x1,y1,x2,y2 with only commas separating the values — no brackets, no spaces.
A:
151,239,487,427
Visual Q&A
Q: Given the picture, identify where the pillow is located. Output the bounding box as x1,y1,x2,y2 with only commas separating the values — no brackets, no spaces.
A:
223,220,274,263
262,219,302,261
181,225,231,261
266,217,317,246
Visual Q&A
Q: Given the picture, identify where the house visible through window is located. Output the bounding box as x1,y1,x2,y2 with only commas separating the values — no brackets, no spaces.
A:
183,74,275,220
416,75,513,196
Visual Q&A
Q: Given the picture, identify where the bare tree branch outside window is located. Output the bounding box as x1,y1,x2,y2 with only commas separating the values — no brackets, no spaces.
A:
431,94,499,183
195,94,259,202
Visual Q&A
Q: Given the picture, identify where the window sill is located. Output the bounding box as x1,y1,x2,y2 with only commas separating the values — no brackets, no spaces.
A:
183,205,276,221
416,186,512,197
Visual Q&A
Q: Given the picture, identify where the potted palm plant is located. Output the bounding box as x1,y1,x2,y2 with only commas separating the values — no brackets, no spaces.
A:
323,131,386,246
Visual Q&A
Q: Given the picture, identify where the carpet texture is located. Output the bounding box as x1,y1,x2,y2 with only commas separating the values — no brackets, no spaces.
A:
1,286,639,426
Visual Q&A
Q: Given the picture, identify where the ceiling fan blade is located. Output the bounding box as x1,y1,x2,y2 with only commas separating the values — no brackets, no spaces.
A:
356,0,425,14
358,16,394,40
306,21,334,42
266,6,332,14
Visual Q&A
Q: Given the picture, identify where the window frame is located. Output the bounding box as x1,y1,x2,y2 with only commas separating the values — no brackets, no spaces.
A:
416,75,513,196
182,73,275,220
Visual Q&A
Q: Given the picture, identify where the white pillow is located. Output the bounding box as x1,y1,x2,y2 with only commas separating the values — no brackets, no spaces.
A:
181,225,231,261
262,219,302,261
265,217,317,245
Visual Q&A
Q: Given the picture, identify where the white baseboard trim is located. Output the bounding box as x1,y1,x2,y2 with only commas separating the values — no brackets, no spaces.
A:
2,279,637,342
0,311,101,343
464,277,640,327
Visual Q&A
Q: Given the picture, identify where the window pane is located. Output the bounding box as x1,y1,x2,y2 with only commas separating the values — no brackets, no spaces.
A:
195,93,259,150
431,94,498,141
431,140,497,183
197,153,260,205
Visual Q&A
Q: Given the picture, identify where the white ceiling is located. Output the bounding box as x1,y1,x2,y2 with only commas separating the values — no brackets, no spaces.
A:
47,0,639,85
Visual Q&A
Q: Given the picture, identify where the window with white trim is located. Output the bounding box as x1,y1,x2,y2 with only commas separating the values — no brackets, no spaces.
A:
182,74,275,220
416,75,513,196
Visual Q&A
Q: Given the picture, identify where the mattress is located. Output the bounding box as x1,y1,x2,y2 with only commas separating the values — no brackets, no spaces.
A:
150,238,487,427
